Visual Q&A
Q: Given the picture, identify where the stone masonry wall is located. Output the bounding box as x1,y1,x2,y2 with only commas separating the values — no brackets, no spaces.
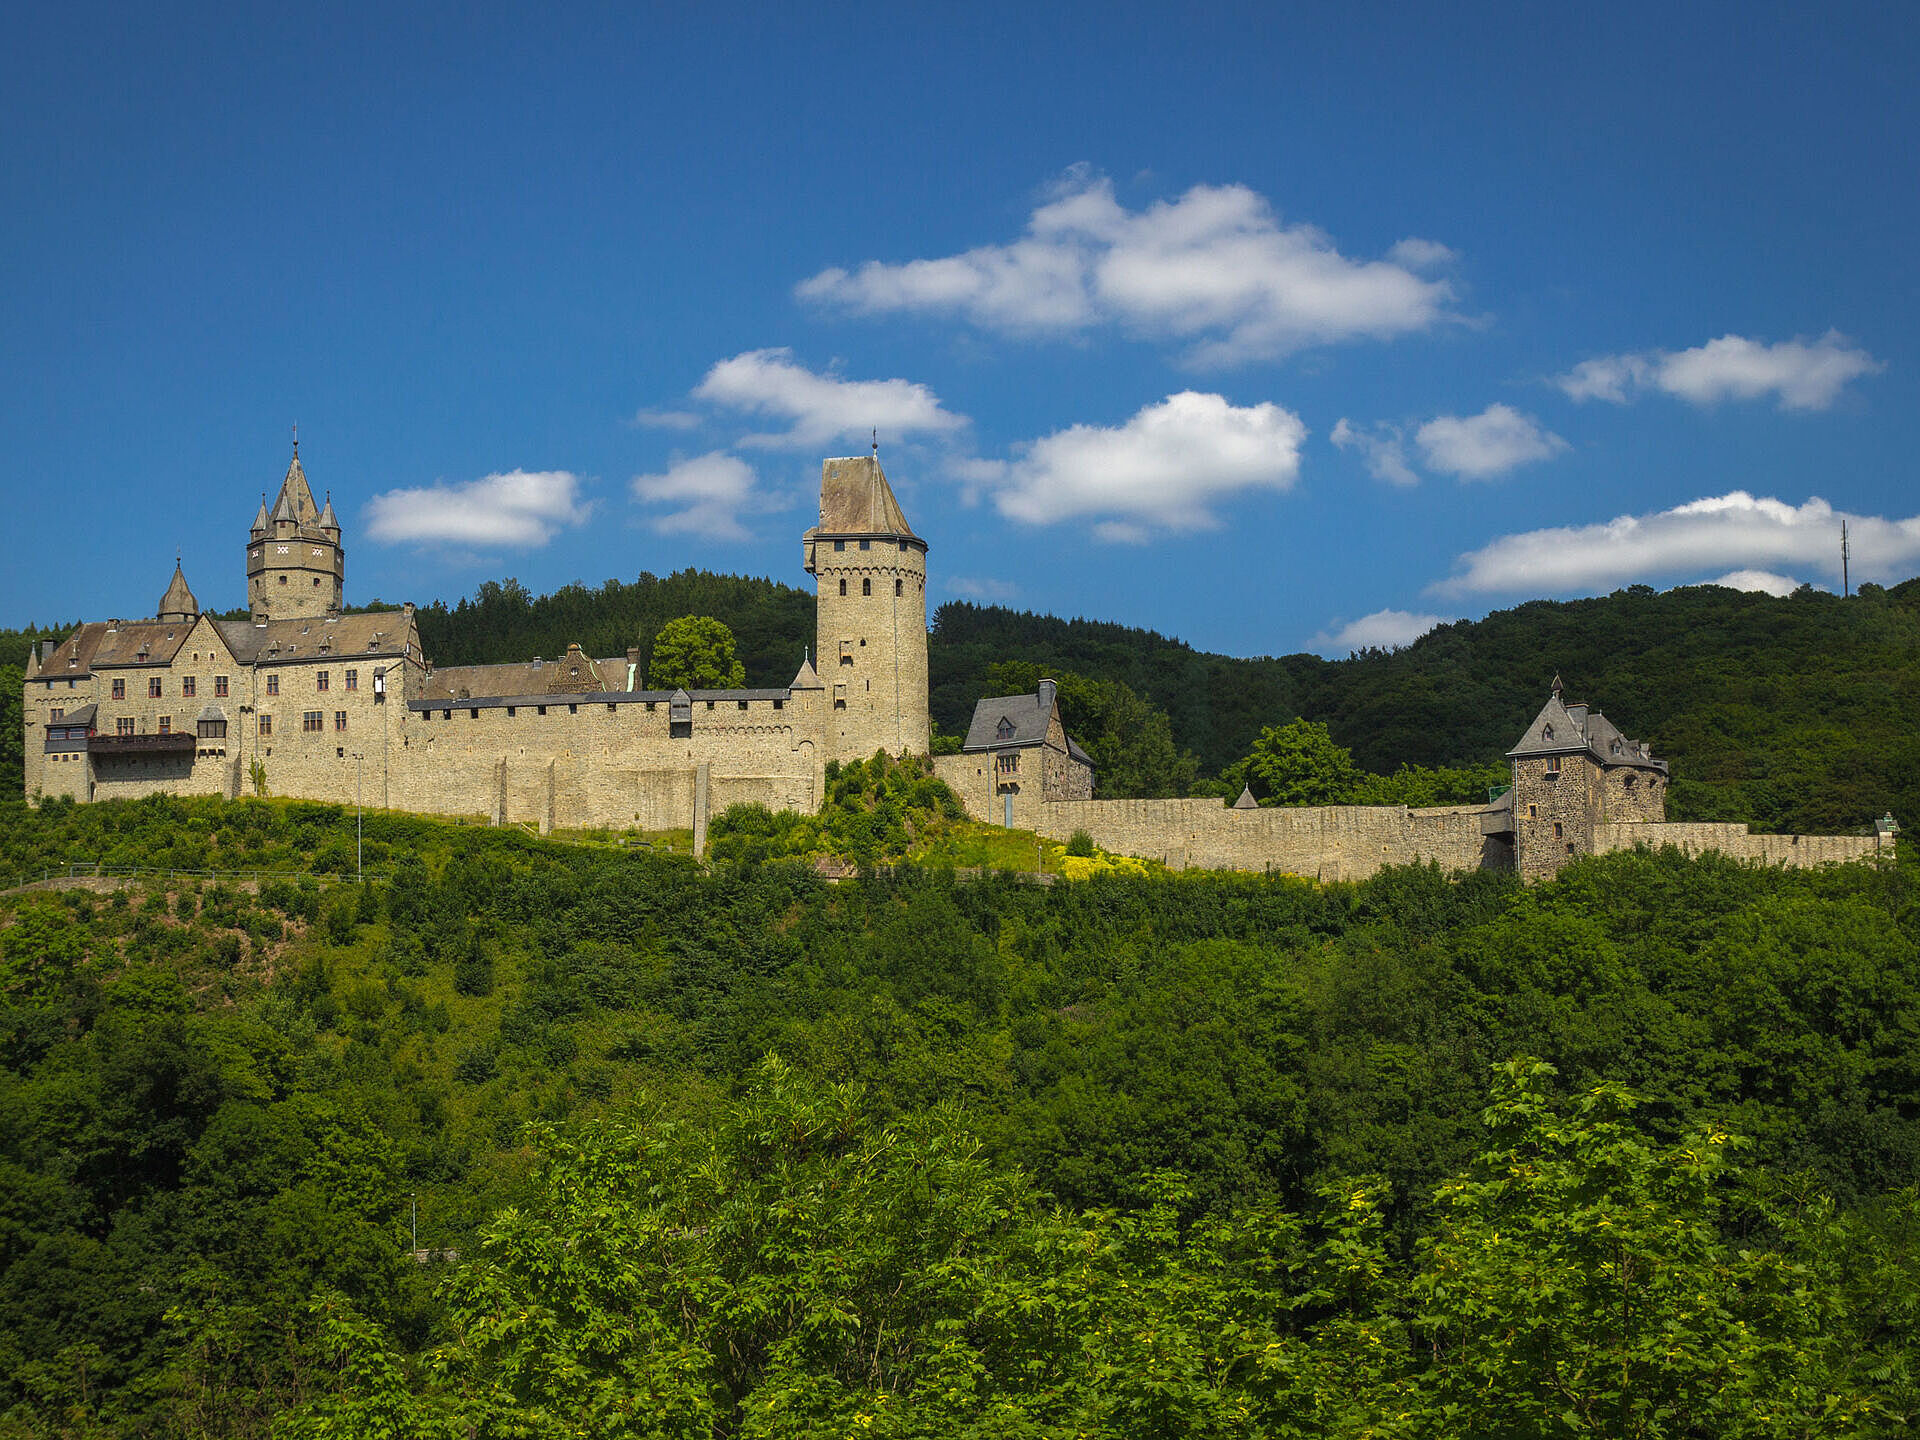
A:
1593,822,1881,868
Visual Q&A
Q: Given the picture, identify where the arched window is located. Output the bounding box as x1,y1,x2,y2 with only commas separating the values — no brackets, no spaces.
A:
862,578,872,596
1542,724,1554,741
838,579,847,596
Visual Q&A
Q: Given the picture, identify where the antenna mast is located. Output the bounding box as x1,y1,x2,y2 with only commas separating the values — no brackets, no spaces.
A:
1842,520,1850,597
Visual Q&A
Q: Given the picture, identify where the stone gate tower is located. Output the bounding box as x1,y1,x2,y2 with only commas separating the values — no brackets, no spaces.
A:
247,448,344,620
803,454,930,762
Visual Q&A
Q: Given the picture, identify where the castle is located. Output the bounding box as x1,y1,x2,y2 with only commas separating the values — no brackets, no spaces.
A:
21,447,1884,880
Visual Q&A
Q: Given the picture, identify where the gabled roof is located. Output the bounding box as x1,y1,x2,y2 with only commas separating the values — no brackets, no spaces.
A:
218,611,417,666
36,622,111,679
962,690,1056,750
90,621,193,669
157,562,199,621
1506,682,1668,773
789,654,823,690
817,455,916,537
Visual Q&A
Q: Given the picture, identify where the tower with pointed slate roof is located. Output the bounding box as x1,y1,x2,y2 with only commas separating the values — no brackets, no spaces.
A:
803,454,930,762
247,446,344,620
1503,674,1670,882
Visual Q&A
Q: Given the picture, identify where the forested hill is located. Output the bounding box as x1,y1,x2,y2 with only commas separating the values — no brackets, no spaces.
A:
8,572,1919,832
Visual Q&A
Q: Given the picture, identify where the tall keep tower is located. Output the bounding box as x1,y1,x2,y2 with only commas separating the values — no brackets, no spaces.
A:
804,454,930,762
247,448,344,620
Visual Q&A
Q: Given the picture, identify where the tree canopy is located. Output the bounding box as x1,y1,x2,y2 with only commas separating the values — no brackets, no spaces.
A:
647,614,747,690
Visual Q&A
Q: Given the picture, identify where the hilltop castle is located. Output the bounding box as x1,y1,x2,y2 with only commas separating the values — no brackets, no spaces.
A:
21,447,1882,880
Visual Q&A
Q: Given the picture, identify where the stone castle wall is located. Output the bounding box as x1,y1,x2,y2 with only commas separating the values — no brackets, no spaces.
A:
1010,795,1508,881
1593,822,1881,867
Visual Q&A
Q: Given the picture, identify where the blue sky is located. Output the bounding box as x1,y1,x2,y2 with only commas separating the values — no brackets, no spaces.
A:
6,2,1918,660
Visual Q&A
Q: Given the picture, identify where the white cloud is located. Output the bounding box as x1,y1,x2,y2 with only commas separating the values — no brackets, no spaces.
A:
1709,568,1801,597
365,470,592,548
1331,417,1417,486
1437,491,1920,596
974,391,1306,538
948,576,1019,602
1556,331,1882,411
630,452,772,541
797,170,1456,365
1314,609,1444,654
1415,403,1567,480
691,348,967,449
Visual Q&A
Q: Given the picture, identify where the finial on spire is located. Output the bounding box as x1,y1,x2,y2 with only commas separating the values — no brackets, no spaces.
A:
292,422,298,456
1551,673,1564,697
871,428,878,458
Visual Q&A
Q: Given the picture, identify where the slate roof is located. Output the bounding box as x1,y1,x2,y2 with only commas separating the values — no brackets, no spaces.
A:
416,652,794,705
959,688,1093,770
961,690,1055,750
47,704,97,729
817,455,917,537
1506,684,1667,773
32,622,112,679
217,612,416,666
157,563,199,620
89,621,194,669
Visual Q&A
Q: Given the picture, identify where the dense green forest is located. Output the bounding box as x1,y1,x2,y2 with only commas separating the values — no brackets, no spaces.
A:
9,570,1920,831
0,791,1916,1433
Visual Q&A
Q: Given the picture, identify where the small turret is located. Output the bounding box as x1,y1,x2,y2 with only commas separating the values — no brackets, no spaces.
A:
251,494,270,538
318,491,340,535
157,561,199,624
248,443,345,620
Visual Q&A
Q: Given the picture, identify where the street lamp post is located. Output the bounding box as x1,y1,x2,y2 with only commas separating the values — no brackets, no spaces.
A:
351,752,363,882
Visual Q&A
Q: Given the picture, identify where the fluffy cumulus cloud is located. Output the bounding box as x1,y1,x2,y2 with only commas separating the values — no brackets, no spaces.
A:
1711,569,1802,597
1437,491,1920,596
1313,608,1444,655
1414,404,1568,480
1330,417,1417,486
630,452,771,541
797,170,1456,366
365,470,592,548
1556,331,1882,411
965,391,1306,541
692,348,966,449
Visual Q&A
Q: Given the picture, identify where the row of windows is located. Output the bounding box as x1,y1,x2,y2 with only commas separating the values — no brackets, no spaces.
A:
103,671,358,700
836,578,909,597
831,538,912,552
431,698,786,721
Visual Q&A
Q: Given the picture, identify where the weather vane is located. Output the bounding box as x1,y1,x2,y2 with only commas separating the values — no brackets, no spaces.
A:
871,428,879,457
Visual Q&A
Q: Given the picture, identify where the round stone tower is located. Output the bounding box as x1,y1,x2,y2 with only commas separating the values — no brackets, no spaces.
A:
247,447,344,620
803,454,929,763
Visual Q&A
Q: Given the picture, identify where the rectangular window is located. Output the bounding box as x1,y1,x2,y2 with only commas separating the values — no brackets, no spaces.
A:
215,675,228,697
1553,821,1564,839
259,715,272,736
895,578,903,597
197,719,226,739
737,700,748,710
148,677,163,698
182,676,196,698
317,670,330,692
117,717,134,737
833,539,846,551
158,716,171,734
112,678,125,699
858,538,870,550
345,669,357,691
266,674,279,696
50,708,63,722
303,711,323,733
537,705,547,716
334,710,347,731
1527,803,1538,818
1544,756,1560,776
862,578,872,596
772,699,783,710
506,707,516,717
997,753,1019,773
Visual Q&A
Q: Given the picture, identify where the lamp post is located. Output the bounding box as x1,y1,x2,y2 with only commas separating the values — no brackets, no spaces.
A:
351,751,363,881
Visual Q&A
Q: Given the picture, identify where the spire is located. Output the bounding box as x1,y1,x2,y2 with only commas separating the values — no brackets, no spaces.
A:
157,561,199,623
818,454,915,537
273,448,319,526
789,652,823,690
1233,784,1259,810
1550,673,1564,698
251,492,270,535
318,490,339,531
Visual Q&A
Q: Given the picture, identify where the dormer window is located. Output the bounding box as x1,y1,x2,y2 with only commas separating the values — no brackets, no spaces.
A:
1542,724,1554,741
996,716,1015,741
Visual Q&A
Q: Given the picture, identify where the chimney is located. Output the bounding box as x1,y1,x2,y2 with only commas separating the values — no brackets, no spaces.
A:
1038,677,1057,713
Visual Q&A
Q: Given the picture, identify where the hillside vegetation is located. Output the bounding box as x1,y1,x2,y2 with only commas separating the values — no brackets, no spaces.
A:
0,792,1916,1432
